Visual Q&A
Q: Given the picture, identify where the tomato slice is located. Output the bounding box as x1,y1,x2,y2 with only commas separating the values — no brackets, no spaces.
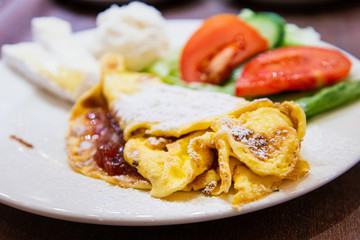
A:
180,14,268,85
235,46,352,97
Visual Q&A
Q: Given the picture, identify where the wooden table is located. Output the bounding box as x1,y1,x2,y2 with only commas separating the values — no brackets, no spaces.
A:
0,0,359,239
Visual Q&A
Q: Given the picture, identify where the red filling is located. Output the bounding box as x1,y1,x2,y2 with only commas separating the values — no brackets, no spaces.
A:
84,110,138,176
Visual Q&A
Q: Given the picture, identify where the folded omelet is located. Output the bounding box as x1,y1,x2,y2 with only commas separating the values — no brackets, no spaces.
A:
66,54,309,208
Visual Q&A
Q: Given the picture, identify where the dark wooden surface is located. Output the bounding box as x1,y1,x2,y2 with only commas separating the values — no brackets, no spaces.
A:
0,0,359,239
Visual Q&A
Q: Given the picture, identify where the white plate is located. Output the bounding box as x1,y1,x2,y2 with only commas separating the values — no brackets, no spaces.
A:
0,20,359,226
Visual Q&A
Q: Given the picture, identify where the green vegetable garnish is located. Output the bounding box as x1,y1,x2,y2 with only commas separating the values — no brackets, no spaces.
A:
296,81,360,118
146,10,359,119
239,9,286,49
146,50,242,95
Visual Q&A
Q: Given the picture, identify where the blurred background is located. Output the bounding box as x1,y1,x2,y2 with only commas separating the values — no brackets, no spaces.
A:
0,0,359,58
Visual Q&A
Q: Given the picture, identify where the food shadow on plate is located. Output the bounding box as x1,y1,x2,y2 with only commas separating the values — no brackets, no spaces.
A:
162,190,209,202
161,187,234,205
277,174,311,195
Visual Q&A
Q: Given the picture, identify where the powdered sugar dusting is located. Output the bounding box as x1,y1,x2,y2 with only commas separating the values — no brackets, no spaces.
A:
114,84,247,131
219,117,270,159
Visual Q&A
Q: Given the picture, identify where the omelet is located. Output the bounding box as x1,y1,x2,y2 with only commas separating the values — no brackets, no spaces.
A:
66,84,151,189
210,99,309,206
124,130,215,197
66,54,309,208
100,55,248,140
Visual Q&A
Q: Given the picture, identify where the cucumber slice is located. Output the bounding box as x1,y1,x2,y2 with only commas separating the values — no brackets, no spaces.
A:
240,9,286,49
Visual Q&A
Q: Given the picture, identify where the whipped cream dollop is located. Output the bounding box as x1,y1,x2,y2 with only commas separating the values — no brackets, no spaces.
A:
1,2,169,101
91,1,169,71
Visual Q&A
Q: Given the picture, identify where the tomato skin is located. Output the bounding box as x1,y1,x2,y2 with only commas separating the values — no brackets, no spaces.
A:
180,14,268,85
235,46,352,97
